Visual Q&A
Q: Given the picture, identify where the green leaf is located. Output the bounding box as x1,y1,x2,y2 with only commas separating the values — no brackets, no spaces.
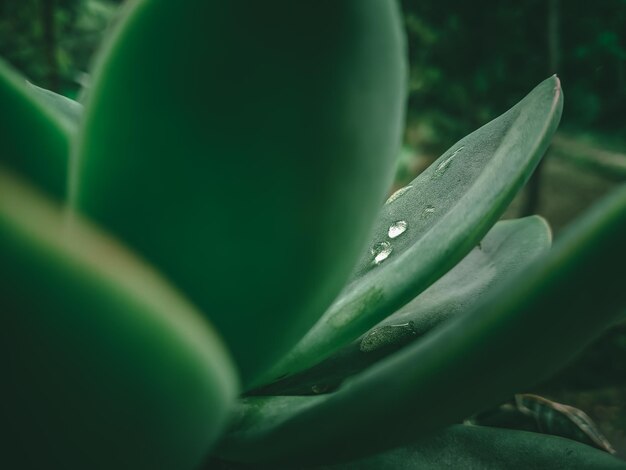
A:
264,76,563,383
0,58,71,199
318,425,626,469
26,81,83,129
470,394,616,454
0,166,238,470
217,183,626,465
252,216,551,396
73,0,407,386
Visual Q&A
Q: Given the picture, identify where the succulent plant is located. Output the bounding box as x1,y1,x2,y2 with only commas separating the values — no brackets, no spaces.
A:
1,1,626,469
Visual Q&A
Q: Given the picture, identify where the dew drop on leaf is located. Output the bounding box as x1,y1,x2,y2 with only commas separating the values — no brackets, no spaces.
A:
388,220,408,239
359,322,418,352
385,185,413,205
434,146,464,176
371,241,392,265
311,384,330,395
422,205,436,218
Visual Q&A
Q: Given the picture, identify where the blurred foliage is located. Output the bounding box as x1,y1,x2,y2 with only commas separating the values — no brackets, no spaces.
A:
401,0,626,151
541,321,626,391
1,0,624,145
0,0,121,97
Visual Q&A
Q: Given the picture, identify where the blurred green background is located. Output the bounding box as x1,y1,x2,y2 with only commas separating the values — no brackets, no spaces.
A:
1,0,625,457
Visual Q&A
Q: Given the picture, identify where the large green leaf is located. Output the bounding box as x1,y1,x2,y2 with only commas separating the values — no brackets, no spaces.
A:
0,58,71,199
252,216,551,396
217,184,626,465
264,76,563,384
319,425,626,470
0,166,238,470
73,0,406,386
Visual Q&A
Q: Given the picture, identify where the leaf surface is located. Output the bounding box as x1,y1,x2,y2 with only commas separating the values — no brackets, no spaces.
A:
252,216,551,396
470,394,616,454
218,183,626,465
266,76,563,382
74,0,406,386
319,425,626,470
27,81,83,128
0,166,238,470
0,58,71,198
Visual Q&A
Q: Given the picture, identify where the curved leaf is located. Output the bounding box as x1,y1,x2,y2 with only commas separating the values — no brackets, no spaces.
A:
0,58,71,198
470,394,616,454
217,183,626,465
265,76,563,383
0,166,238,470
73,0,407,386
252,216,551,396
26,81,83,129
319,425,626,470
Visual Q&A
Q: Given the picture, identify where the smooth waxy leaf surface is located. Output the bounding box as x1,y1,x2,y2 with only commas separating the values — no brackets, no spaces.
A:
0,167,238,470
218,183,626,465
319,425,626,470
252,216,551,396
74,0,406,385
0,58,70,198
265,76,563,383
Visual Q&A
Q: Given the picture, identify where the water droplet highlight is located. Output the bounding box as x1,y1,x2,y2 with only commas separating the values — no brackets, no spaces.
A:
371,241,392,265
434,146,464,176
422,205,435,218
360,322,418,352
388,220,408,239
385,185,413,205
311,384,330,394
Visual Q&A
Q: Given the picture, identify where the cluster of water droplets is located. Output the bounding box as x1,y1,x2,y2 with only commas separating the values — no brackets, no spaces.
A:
369,146,466,266
370,185,414,266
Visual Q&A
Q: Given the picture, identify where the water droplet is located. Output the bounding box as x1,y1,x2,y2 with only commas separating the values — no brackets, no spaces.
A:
434,146,464,176
371,241,392,265
421,205,435,218
359,322,418,352
388,220,408,239
385,185,413,205
311,384,330,394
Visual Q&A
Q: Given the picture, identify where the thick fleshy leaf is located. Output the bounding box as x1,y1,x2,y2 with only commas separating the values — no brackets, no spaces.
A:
26,81,83,128
318,425,626,470
251,216,551,396
265,76,563,383
470,394,616,454
0,166,238,470
73,0,406,386
0,58,70,198
217,184,626,465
